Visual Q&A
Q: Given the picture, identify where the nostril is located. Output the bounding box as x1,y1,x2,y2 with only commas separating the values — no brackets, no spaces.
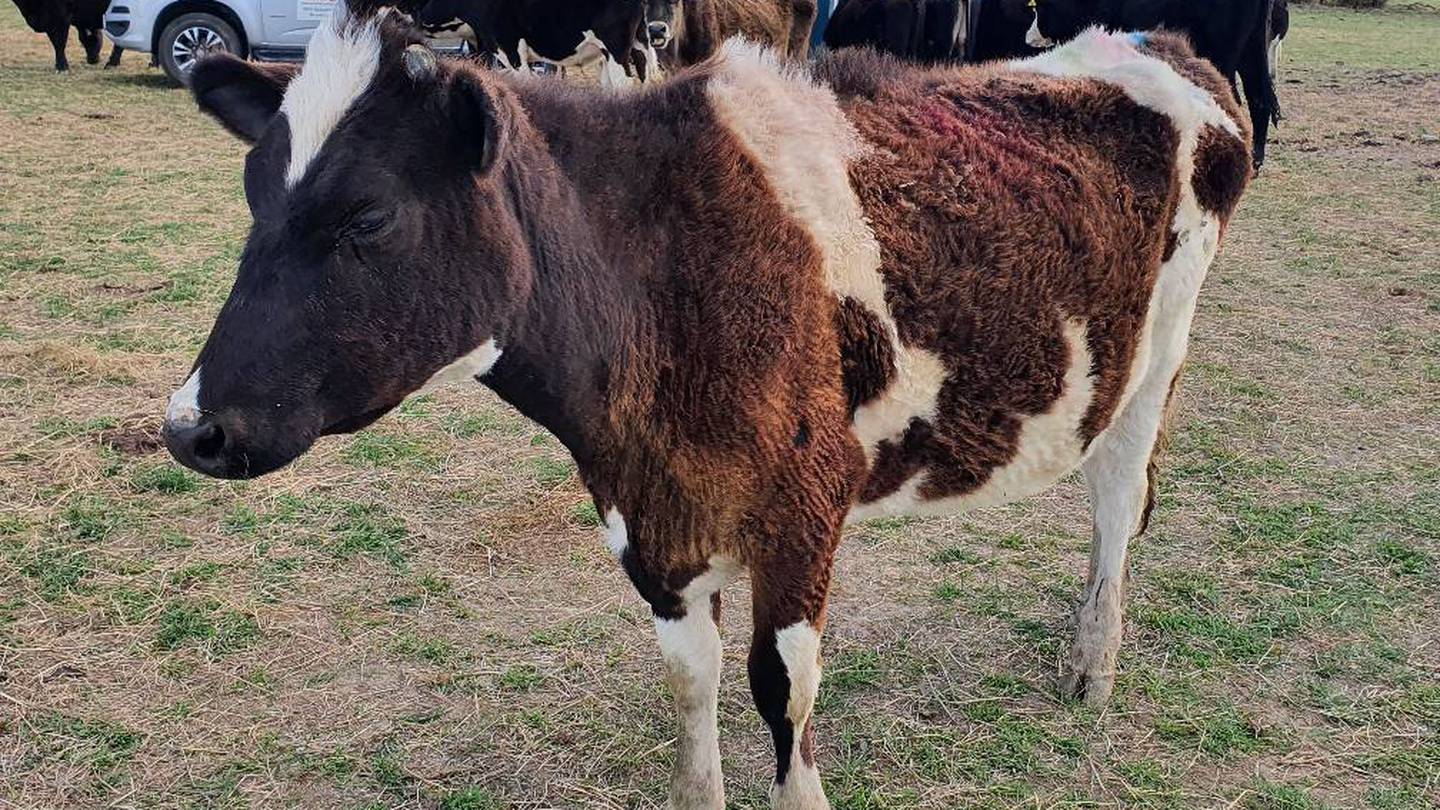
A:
192,422,226,460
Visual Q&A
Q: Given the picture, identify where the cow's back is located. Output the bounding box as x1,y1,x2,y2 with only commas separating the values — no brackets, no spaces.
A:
811,33,1250,517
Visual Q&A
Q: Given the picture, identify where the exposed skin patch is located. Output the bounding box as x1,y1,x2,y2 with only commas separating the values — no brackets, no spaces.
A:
279,9,384,188
165,367,202,429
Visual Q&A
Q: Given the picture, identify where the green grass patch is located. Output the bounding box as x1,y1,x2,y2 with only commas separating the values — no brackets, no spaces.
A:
154,598,259,655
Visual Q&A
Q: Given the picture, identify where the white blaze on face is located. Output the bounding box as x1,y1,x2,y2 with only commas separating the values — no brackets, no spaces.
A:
166,367,203,429
417,338,502,394
279,8,385,188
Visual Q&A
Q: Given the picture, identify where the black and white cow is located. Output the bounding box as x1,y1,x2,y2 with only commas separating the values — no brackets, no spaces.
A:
822,0,967,63
1269,0,1288,81
1026,0,1281,167
414,0,656,85
10,0,123,72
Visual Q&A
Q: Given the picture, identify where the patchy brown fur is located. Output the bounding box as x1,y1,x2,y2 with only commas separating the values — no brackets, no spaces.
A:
817,48,1184,500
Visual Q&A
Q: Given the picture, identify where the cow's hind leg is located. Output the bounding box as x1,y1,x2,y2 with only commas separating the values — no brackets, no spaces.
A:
1062,364,1181,707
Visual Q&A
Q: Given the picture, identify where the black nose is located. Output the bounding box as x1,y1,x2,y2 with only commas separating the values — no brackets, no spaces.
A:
164,415,236,478
648,21,670,42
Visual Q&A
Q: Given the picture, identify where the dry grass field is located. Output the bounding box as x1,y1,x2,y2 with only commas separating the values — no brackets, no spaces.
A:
1,4,1437,809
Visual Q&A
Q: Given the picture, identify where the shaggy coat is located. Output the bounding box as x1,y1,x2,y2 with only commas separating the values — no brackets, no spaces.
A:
169,10,1251,807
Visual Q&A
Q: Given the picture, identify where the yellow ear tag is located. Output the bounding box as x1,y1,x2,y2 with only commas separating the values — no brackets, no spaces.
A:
1028,0,1036,7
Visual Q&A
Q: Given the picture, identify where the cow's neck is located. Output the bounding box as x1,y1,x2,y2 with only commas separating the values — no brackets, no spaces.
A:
480,110,657,499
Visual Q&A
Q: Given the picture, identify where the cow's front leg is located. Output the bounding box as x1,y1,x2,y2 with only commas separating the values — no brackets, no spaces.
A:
750,551,835,810
105,45,124,68
48,25,70,72
655,590,726,809
612,510,732,810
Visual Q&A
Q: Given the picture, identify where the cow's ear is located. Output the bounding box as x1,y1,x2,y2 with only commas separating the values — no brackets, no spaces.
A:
448,70,510,175
190,55,298,143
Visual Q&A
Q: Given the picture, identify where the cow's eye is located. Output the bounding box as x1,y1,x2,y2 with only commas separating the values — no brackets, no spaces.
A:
341,207,390,239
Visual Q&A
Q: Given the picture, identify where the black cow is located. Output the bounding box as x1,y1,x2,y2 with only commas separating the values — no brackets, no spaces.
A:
822,0,967,63
414,0,655,84
10,0,123,72
965,0,1043,62
1028,0,1281,168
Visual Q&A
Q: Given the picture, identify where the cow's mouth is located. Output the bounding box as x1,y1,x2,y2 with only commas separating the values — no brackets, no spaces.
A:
649,33,670,47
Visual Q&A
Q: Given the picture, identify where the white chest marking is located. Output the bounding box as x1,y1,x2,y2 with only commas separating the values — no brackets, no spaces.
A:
416,338,502,394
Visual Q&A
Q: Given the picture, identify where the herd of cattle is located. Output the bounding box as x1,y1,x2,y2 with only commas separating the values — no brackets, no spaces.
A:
12,0,1288,165
393,0,1287,166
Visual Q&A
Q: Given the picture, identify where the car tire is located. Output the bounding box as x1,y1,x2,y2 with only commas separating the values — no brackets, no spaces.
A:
157,13,242,86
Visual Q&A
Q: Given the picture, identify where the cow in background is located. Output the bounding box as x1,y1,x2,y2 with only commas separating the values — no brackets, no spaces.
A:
965,0,1043,62
822,0,967,63
644,0,817,69
414,0,656,85
1027,0,1281,168
10,0,124,72
1269,0,1288,81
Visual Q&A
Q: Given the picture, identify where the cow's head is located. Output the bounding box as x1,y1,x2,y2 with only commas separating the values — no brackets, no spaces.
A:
164,4,529,479
643,0,681,49
1029,0,1098,47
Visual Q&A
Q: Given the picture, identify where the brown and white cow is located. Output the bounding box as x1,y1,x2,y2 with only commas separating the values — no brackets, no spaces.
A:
165,4,1251,805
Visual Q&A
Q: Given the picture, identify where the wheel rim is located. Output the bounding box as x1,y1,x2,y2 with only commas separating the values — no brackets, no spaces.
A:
171,26,226,74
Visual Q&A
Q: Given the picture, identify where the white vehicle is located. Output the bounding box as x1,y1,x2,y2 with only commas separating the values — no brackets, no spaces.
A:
103,0,465,85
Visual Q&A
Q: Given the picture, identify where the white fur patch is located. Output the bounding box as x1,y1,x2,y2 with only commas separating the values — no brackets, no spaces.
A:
849,319,1098,521
1012,28,1240,140
417,338,501,394
772,621,827,808
600,507,628,557
774,622,822,726
1025,15,1054,49
280,7,385,188
654,564,730,808
771,761,827,810
165,367,203,429
706,41,946,464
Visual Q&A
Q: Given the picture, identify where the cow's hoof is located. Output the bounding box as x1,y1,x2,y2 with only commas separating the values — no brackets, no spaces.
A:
1059,666,1115,708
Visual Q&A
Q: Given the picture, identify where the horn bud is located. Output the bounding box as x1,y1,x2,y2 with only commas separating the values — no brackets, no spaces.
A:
403,43,437,80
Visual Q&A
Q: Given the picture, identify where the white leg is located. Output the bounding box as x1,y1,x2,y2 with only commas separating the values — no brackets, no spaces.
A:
768,622,826,810
656,599,724,810
1065,367,1176,706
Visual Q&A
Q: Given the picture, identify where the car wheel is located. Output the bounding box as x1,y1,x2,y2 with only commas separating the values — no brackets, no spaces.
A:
158,13,242,85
